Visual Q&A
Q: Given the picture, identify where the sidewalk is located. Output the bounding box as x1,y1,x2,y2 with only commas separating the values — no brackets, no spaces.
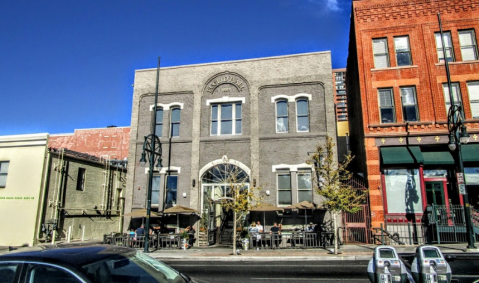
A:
148,243,479,262
2,241,477,261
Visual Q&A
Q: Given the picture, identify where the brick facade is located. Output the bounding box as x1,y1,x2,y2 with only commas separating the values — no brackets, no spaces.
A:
49,127,130,160
347,0,479,229
126,53,337,235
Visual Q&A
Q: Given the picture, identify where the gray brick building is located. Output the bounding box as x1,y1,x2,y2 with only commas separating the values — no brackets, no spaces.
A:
126,52,337,241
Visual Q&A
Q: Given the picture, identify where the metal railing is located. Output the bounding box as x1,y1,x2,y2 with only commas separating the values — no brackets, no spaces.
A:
103,233,189,250
245,231,336,249
371,223,426,246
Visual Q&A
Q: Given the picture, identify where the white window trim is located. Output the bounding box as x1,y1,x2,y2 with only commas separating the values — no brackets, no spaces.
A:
467,81,479,118
277,171,292,206
170,107,181,138
149,102,184,111
275,99,288,134
297,171,313,203
206,97,245,106
272,163,313,172
145,166,181,174
296,99,310,132
270,93,312,103
199,157,251,177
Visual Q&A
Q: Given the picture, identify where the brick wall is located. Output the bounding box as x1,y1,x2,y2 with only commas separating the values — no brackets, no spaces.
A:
347,0,479,227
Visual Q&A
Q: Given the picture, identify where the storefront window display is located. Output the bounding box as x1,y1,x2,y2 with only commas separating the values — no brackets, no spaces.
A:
384,169,423,214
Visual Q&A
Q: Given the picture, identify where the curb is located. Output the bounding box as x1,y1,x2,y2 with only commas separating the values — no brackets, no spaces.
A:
150,255,372,262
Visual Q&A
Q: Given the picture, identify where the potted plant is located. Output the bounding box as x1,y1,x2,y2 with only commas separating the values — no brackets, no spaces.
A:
199,211,208,232
180,230,189,250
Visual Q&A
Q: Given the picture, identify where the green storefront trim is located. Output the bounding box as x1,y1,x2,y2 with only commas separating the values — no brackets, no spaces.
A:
461,144,479,162
380,146,424,165
422,151,455,165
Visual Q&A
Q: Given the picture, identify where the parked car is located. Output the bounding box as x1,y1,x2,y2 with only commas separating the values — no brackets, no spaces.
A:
0,244,193,283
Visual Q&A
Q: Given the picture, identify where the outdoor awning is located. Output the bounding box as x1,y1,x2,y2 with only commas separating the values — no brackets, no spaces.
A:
422,151,455,165
461,144,479,162
380,146,424,165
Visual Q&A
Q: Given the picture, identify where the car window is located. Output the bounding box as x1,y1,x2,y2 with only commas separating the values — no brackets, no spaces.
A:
0,263,18,283
26,264,82,283
82,252,186,283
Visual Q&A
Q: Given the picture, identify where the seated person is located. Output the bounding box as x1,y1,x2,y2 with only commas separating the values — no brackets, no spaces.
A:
306,222,315,232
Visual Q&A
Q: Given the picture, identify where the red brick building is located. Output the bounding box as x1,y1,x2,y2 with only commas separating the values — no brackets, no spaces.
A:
347,0,479,241
49,126,130,161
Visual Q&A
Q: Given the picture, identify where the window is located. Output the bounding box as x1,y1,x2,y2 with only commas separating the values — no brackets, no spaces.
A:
0,161,9,188
443,83,462,114
76,168,86,191
467,82,479,118
152,175,160,205
276,100,288,133
373,38,390,68
400,87,419,122
384,169,423,214
296,99,309,132
155,108,163,137
27,264,81,283
378,88,396,123
211,103,242,135
170,107,180,137
459,30,478,61
165,175,178,206
435,32,455,63
277,172,292,205
394,36,412,66
297,171,312,203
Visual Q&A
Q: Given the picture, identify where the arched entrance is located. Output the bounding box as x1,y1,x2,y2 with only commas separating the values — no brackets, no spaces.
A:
200,157,250,245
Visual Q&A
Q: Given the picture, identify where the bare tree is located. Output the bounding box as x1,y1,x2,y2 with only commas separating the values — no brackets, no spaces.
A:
308,136,368,254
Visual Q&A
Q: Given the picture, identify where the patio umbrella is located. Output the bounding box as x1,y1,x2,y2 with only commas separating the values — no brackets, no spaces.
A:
163,205,199,232
286,201,316,230
124,209,161,218
250,203,284,230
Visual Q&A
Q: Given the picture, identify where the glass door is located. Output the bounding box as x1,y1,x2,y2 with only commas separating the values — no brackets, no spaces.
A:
425,181,446,206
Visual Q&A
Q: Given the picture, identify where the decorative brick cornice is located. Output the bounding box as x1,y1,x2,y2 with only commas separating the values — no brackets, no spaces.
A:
355,0,479,23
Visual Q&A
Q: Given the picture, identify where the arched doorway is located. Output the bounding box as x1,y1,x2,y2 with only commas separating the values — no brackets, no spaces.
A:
200,158,250,245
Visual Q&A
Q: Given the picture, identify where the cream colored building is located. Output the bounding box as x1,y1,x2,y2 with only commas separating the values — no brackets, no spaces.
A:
0,133,49,247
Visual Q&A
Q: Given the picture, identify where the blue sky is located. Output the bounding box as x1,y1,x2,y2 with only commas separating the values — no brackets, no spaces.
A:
0,0,352,136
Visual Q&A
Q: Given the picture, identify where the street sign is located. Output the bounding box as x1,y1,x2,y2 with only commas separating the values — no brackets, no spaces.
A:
459,184,466,195
457,173,465,184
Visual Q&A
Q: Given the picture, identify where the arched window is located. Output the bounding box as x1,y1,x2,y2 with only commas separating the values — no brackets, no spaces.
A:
201,164,249,203
155,108,163,137
171,107,181,137
276,100,288,133
296,99,309,132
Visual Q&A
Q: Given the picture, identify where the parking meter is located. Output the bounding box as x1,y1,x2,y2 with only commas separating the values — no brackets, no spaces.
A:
411,245,451,283
367,246,408,283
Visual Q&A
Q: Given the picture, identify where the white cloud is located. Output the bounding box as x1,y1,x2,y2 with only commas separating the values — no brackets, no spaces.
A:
306,0,341,12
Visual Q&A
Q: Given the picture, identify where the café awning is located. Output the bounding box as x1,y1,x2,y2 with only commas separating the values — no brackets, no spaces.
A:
380,146,424,165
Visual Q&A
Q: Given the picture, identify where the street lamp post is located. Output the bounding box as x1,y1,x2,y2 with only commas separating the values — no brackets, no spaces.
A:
438,13,476,249
139,57,163,252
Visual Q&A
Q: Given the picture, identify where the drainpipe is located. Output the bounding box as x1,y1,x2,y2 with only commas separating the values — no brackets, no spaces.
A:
35,148,52,245
51,149,65,244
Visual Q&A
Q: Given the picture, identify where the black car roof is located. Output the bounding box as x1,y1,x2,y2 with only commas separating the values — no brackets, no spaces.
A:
0,245,135,267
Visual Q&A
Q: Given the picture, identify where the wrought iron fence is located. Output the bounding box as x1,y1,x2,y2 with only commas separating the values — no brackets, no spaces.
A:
245,231,336,249
103,233,188,250
372,205,479,246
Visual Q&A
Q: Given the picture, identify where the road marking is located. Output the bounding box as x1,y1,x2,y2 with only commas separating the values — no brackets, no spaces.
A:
251,278,365,281
169,264,364,267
